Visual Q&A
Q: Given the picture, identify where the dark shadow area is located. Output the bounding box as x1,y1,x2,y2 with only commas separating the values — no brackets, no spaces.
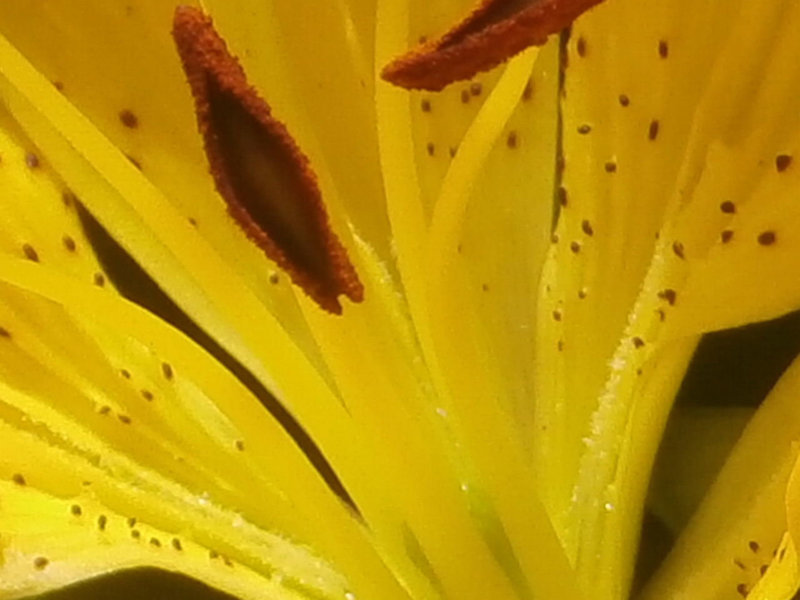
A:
635,309,800,591
32,568,238,600
631,510,674,595
75,201,357,513
675,308,800,407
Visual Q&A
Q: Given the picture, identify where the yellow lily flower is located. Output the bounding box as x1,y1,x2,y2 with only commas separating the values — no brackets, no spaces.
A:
1,1,800,599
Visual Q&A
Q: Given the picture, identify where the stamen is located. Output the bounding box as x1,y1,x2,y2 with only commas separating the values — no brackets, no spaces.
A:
381,0,606,90
172,7,363,314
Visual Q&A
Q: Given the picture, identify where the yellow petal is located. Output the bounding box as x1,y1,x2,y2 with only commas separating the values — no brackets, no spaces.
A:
0,1,332,370
745,533,799,600
528,0,800,596
533,0,736,525
660,0,800,336
641,354,800,600
0,29,386,518
0,257,412,600
0,108,109,289
0,479,311,600
649,406,753,534
201,0,392,261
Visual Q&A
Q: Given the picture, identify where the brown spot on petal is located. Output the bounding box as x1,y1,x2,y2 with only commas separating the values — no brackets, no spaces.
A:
62,235,77,252
62,190,77,208
776,154,793,172
33,557,49,570
162,362,174,380
25,152,40,169
119,109,139,129
757,231,776,246
671,241,685,259
648,119,660,140
172,7,363,314
22,243,39,262
658,289,677,306
557,186,568,207
576,36,587,57
126,154,142,170
381,0,607,90
522,79,534,101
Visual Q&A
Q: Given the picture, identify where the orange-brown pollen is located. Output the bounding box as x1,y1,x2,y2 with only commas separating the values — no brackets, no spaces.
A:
172,6,363,314
381,0,607,91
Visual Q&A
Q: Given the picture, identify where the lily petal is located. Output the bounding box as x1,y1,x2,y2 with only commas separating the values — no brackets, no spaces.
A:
656,0,800,338
745,533,799,600
0,261,394,599
0,1,335,370
640,354,800,600
0,108,109,290
531,0,735,593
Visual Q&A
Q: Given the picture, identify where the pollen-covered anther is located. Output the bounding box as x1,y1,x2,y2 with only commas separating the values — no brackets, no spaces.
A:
380,0,607,90
172,7,363,314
